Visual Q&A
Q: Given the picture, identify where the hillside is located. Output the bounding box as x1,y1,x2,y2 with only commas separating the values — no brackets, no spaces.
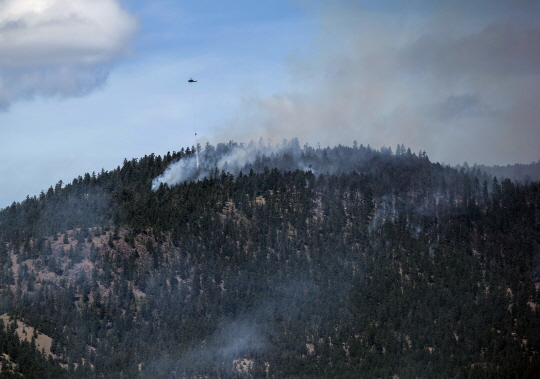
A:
0,140,539,378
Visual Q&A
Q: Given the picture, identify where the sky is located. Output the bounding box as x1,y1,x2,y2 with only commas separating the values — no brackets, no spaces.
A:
1,0,539,209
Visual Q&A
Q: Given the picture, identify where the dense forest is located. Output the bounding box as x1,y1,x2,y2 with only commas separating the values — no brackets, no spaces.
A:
0,139,539,378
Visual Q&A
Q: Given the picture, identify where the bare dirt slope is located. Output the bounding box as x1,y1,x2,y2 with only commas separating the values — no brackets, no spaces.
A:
0,314,55,358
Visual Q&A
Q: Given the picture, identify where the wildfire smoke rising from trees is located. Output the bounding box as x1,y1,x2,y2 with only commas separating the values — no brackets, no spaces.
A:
0,140,539,376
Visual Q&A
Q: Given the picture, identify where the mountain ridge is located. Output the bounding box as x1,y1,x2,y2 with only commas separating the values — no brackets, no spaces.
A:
0,140,539,378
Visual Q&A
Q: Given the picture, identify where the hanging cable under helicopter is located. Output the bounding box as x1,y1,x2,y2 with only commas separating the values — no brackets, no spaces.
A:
188,78,199,168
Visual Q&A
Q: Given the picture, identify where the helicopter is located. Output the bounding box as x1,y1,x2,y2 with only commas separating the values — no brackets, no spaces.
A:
188,78,197,82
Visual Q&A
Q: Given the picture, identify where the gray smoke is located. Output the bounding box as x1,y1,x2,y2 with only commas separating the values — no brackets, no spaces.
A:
213,0,540,166
145,280,319,376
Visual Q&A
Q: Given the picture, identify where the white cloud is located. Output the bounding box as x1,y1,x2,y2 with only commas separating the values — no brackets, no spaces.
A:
0,0,137,108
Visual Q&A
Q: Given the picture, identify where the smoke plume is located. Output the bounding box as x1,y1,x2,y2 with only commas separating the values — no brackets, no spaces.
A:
151,139,307,190
213,0,540,166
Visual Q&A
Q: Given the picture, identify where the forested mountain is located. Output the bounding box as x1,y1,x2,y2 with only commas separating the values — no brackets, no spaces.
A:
0,140,539,378
466,160,540,184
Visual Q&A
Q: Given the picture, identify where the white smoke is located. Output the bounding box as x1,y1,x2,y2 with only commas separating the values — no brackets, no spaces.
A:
151,139,304,190
151,153,202,190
